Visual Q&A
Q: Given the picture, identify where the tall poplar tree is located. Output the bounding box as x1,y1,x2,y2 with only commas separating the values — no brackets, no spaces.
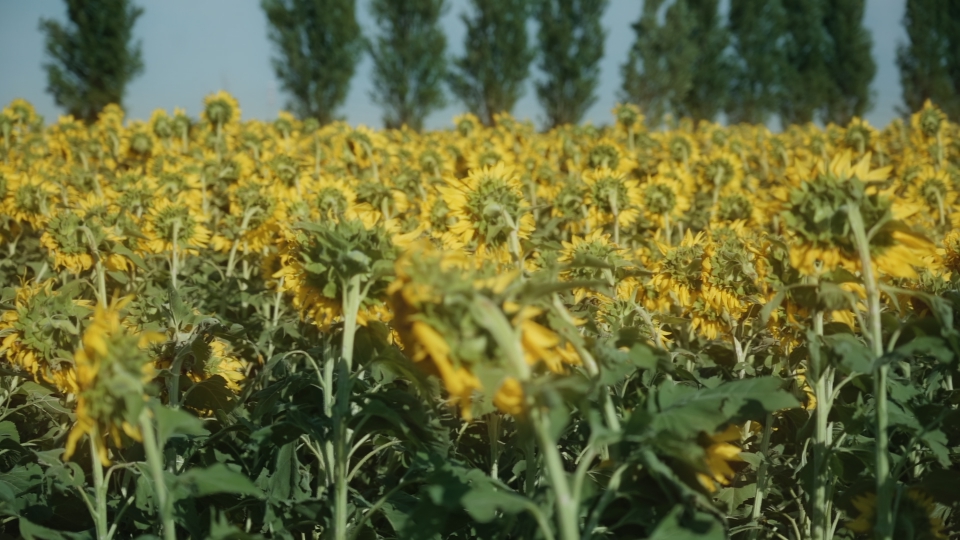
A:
779,0,831,124
368,0,448,131
534,0,608,128
726,0,787,125
620,0,698,126
821,0,875,125
898,0,960,117
676,0,730,122
448,0,535,125
262,0,364,124
40,0,144,123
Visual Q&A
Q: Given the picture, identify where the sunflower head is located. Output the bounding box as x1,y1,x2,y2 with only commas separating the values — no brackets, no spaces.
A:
64,297,162,466
613,103,643,130
847,488,946,539
275,219,399,329
696,425,743,493
203,90,241,127
389,245,578,419
911,100,946,140
0,279,92,391
442,163,533,249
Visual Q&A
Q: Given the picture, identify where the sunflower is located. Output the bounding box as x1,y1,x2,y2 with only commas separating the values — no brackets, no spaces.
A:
905,165,956,229
582,167,643,239
651,230,707,312
6,172,55,228
440,163,535,256
140,198,211,256
0,279,92,392
63,297,163,466
696,425,744,493
782,152,936,278
847,489,945,539
187,338,248,393
389,246,579,419
558,230,622,303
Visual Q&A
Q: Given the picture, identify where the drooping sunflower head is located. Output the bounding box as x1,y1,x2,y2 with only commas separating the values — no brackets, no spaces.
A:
781,153,886,274
202,90,241,128
441,163,534,250
847,488,946,539
389,245,579,419
582,167,642,230
64,297,163,466
186,337,249,394
910,100,947,141
40,211,99,273
612,103,643,131
695,425,743,493
558,230,624,303
142,199,210,255
0,279,92,390
657,232,706,295
7,173,55,228
274,219,399,330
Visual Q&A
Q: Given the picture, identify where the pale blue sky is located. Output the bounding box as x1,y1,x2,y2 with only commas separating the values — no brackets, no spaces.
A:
0,0,907,130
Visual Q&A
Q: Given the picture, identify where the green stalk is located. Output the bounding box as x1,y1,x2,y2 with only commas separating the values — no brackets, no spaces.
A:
89,435,108,540
749,414,774,540
811,310,832,540
848,205,891,540
78,226,107,307
530,407,580,540
488,413,502,480
333,276,363,540
170,220,180,291
140,410,177,540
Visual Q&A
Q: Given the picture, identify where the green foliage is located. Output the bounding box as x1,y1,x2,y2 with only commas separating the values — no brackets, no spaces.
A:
368,0,448,131
821,0,876,125
620,0,730,126
676,0,731,122
726,0,787,124
534,0,608,128
621,0,689,127
779,0,832,124
261,0,364,124
39,0,144,123
897,0,960,117
447,0,535,126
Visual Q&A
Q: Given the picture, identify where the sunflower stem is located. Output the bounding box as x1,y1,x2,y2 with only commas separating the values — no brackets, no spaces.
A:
749,414,773,540
89,435,109,540
140,409,177,540
530,405,580,540
488,413,501,480
170,220,180,291
78,225,108,307
226,207,259,278
848,204,892,540
332,275,363,540
811,310,833,540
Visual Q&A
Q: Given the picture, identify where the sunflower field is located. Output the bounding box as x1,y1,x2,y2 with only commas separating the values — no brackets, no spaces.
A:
0,93,958,540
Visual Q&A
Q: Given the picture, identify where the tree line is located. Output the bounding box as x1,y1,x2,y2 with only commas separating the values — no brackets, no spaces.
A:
37,0,960,129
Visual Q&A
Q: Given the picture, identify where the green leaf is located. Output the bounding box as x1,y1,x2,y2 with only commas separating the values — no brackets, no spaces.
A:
825,334,872,374
153,404,207,448
183,376,237,414
459,473,533,523
647,377,800,438
179,463,263,498
646,505,725,540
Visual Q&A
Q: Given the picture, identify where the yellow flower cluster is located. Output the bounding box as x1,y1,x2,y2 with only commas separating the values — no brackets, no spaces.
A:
1,95,957,422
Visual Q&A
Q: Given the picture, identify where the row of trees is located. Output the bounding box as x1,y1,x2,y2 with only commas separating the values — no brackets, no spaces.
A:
262,0,607,129
36,0,960,129
625,0,875,126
